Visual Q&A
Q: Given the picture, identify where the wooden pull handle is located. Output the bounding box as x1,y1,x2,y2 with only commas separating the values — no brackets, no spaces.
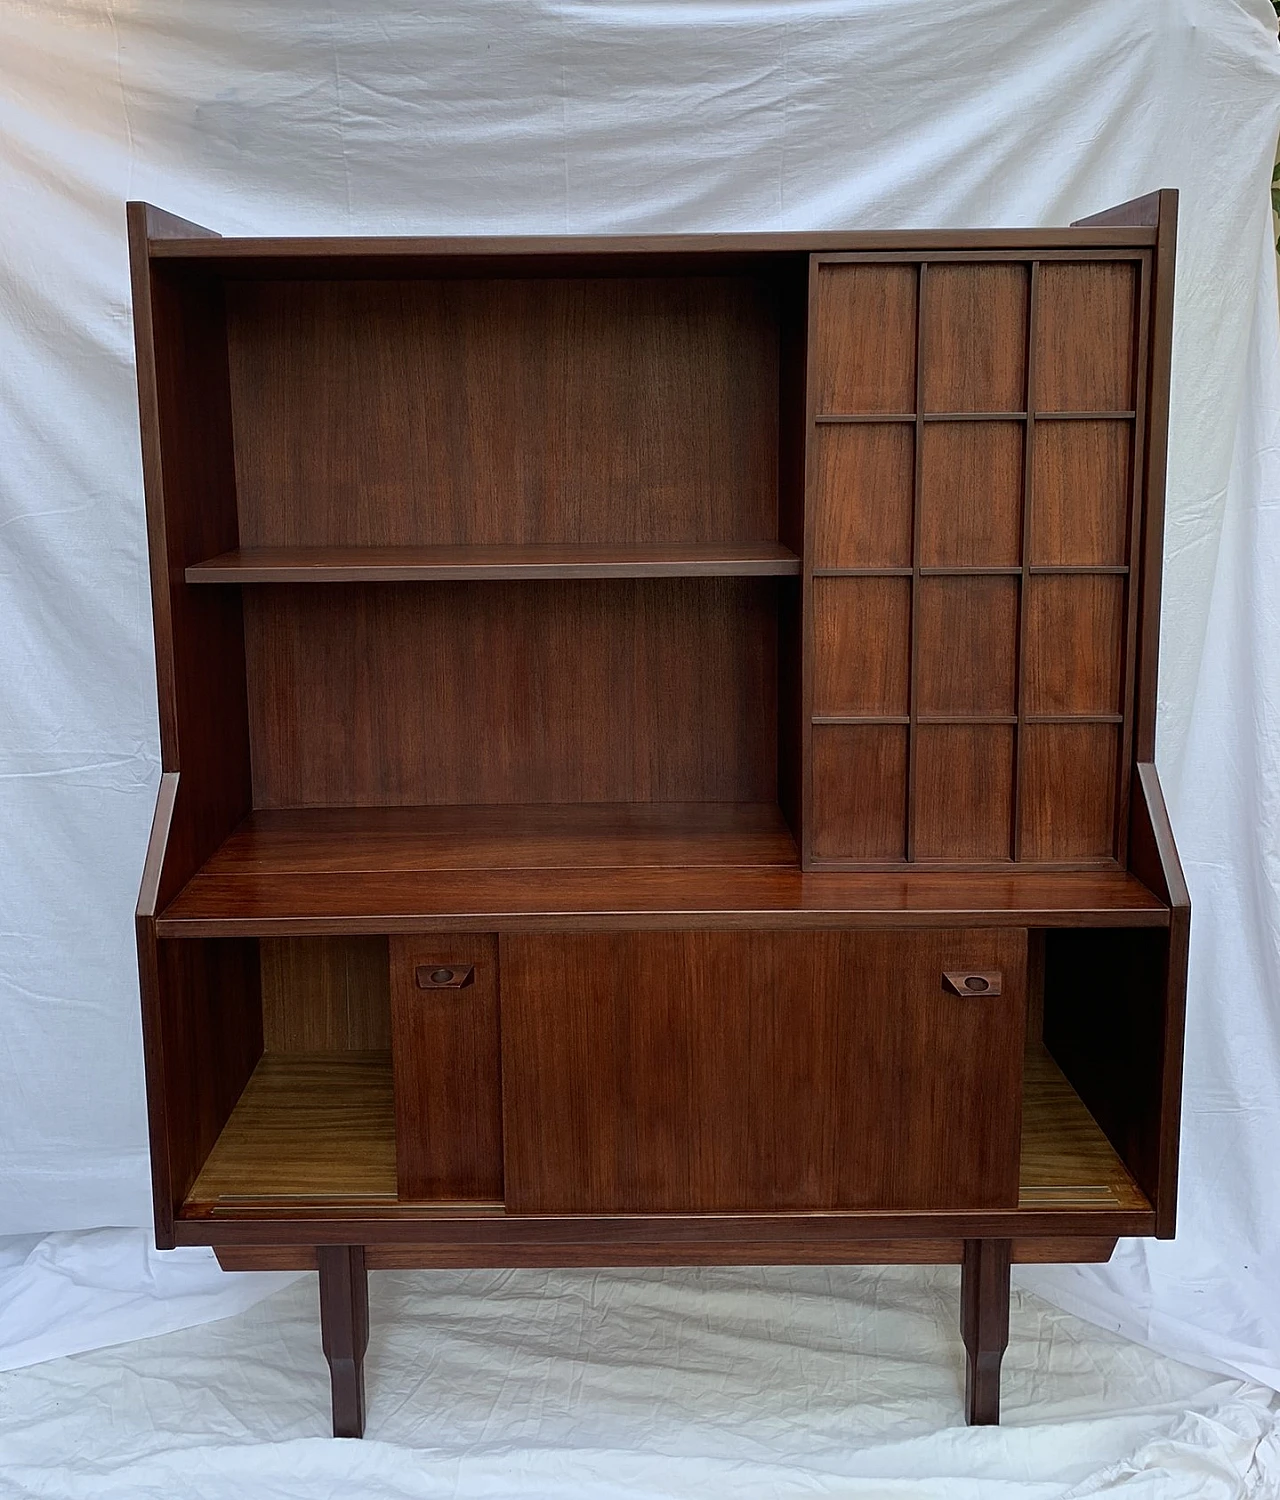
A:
415,964,475,989
942,970,1002,997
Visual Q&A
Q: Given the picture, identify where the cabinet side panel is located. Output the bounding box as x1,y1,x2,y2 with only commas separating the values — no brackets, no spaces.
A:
1133,193,1178,760
1125,761,1189,1236
129,218,251,906
390,935,503,1201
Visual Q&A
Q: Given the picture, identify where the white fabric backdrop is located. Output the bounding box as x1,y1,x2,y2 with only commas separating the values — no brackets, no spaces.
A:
2,0,1279,1393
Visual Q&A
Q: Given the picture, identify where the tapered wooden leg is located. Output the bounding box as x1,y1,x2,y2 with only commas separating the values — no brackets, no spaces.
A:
317,1244,369,1437
961,1237,1010,1425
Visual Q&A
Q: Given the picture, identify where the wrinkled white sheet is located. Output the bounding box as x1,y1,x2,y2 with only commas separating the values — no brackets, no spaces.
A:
0,1230,297,1374
2,0,1280,1457
0,1265,1277,1498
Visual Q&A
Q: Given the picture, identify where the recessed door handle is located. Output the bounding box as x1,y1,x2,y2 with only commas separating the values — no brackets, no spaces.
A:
942,970,1002,997
415,964,475,989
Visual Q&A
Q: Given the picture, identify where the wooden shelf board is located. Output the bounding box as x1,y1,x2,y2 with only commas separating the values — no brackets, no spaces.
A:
186,543,802,583
183,1047,1148,1216
157,810,1168,935
156,804,1168,934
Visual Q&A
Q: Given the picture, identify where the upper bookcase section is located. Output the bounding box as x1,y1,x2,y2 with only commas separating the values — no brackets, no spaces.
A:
129,196,1176,878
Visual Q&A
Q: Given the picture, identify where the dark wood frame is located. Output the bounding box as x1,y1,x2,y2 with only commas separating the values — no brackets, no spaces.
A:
130,192,1186,1435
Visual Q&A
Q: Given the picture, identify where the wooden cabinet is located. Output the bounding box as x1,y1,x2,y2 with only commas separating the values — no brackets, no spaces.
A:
129,191,1188,1437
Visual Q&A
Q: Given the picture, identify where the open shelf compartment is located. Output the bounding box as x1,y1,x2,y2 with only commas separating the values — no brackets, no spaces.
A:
182,1044,1149,1219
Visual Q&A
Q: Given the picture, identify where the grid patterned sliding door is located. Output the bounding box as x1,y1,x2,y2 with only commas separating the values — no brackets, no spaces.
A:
804,251,1149,870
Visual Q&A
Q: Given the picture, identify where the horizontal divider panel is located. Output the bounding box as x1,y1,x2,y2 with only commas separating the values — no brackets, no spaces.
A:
1029,565,1130,575
813,567,914,577
804,859,1123,874
813,247,1152,263
155,862,1170,935
813,412,1136,423
814,412,917,424
147,229,1158,264
812,714,1125,725
812,715,910,725
216,1238,1123,1270
920,565,1021,576
1034,411,1137,421
812,565,1130,577
1027,713,1125,724
187,542,801,582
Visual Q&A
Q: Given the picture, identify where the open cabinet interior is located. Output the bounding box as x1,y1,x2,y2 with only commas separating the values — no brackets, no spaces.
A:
166,257,810,873
177,927,1154,1221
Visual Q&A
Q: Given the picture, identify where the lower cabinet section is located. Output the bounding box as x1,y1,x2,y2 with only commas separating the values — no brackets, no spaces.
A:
499,929,1026,1214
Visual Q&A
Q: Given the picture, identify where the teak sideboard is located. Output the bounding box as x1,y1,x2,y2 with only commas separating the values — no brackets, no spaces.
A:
129,191,1188,1436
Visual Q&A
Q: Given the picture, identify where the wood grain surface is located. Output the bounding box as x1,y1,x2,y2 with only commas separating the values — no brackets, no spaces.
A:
500,929,1028,1214
187,542,801,582
226,277,779,549
242,578,779,807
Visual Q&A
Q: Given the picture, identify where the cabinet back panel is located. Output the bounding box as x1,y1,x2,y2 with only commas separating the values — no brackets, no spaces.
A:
260,937,391,1051
226,277,780,547
244,580,778,807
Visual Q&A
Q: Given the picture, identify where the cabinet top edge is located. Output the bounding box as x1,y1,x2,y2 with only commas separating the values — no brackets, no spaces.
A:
142,227,1159,261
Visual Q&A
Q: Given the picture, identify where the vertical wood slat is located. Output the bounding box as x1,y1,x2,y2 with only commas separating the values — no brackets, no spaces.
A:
906,264,928,862
800,255,822,869
1114,252,1153,864
1012,263,1040,861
